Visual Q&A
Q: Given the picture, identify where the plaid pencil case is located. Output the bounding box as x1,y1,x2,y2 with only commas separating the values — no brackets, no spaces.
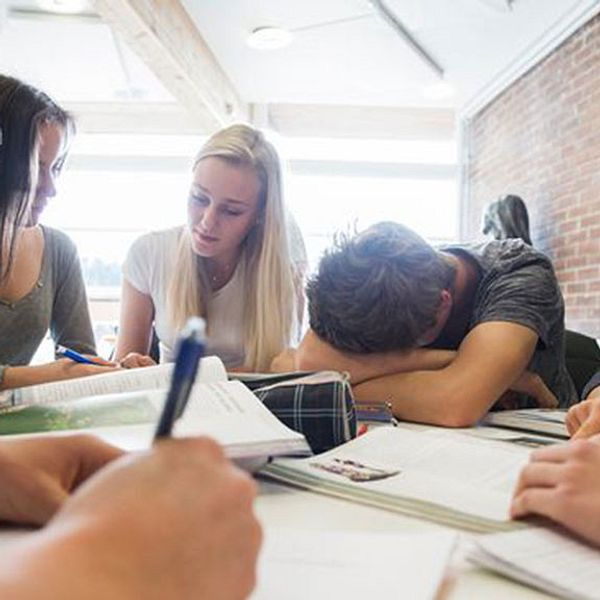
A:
232,371,356,454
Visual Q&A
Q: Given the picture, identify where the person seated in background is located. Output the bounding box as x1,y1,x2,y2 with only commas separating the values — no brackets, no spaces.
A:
0,435,261,598
511,435,600,548
115,123,306,373
0,75,114,390
482,194,532,245
274,221,576,427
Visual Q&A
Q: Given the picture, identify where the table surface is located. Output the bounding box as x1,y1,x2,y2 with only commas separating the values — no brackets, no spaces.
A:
255,478,558,600
0,476,559,599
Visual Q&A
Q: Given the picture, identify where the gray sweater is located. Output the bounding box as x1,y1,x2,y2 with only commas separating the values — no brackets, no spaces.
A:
0,227,95,383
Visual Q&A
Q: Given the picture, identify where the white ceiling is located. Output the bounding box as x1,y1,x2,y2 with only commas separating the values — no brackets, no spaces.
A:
0,0,174,102
0,0,596,116
181,0,593,108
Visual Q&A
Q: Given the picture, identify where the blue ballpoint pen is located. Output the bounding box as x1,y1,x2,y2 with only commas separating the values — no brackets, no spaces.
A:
56,344,107,366
154,317,206,440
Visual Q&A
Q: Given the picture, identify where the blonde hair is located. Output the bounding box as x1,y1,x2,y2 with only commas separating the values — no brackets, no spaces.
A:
169,124,298,371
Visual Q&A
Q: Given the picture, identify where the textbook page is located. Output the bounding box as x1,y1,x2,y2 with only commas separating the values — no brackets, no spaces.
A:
174,380,310,457
481,409,569,439
10,356,226,406
1,380,310,460
262,426,531,532
251,528,456,600
471,527,600,600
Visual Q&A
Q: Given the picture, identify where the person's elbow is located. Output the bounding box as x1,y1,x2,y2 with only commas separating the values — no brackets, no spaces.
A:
435,409,482,428
431,389,490,428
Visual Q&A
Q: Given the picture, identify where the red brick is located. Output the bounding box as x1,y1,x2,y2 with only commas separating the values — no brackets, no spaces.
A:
464,13,600,336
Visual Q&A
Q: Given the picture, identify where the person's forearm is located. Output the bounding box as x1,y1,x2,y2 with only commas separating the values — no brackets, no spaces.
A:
0,519,152,599
348,349,456,383
1,365,57,391
296,331,456,383
353,368,498,427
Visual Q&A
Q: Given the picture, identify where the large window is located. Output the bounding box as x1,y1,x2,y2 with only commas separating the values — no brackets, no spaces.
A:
37,132,458,358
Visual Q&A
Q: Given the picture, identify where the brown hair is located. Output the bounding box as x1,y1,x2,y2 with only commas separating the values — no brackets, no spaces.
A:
307,222,455,352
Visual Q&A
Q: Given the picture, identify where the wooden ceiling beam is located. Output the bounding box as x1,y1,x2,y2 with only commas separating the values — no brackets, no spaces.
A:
93,0,247,129
64,101,211,134
265,104,456,140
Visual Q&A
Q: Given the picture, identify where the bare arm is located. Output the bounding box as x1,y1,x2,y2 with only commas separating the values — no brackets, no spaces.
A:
1,359,117,391
295,329,456,383
114,280,156,366
352,321,539,427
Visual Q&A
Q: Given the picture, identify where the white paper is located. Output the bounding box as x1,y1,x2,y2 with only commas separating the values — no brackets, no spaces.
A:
267,426,531,524
13,356,226,406
472,527,600,600
482,409,569,438
2,380,310,460
251,528,456,600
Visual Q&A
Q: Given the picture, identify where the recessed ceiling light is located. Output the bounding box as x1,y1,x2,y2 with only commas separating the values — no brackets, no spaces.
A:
422,81,456,100
246,26,293,50
37,0,89,14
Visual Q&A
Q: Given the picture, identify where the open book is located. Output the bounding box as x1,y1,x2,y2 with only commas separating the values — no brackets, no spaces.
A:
3,357,229,408
481,408,569,439
0,357,310,462
260,425,531,533
470,527,600,600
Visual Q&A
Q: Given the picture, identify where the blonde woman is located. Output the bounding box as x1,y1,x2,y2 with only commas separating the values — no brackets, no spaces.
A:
115,124,306,372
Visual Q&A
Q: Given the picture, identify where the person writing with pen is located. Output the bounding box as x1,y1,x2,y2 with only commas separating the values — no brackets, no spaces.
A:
0,75,115,390
0,318,262,599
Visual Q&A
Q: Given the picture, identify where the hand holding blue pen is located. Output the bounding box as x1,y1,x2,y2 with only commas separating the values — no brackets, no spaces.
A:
154,318,206,440
56,345,111,366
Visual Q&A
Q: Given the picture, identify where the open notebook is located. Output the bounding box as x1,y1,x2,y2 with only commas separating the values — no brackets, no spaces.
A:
261,424,531,533
0,357,310,462
470,527,600,600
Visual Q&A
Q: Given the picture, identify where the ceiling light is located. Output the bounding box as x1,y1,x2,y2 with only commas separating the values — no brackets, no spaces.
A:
422,81,456,100
246,26,293,50
477,0,515,12
37,0,89,14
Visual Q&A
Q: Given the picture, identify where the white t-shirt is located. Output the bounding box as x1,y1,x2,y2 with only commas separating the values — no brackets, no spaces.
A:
122,224,306,367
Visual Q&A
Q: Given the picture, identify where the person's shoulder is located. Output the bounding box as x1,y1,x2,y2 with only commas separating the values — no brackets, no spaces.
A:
42,226,79,263
129,226,182,257
458,239,551,269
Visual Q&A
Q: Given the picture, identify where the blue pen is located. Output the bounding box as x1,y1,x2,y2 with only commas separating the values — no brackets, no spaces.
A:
56,344,107,366
154,318,206,440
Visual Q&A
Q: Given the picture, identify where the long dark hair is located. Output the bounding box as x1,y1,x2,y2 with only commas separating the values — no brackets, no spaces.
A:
0,75,74,281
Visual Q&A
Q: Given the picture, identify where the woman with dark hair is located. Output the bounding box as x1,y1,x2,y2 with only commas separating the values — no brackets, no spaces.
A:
482,194,532,245
0,75,111,390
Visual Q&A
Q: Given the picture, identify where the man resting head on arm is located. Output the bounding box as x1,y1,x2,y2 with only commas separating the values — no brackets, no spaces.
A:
276,222,575,427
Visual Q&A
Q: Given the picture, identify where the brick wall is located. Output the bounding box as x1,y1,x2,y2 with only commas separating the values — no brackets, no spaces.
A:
463,13,600,335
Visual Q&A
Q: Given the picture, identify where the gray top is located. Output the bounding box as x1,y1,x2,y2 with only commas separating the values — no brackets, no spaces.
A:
582,371,600,399
442,239,576,408
0,226,95,383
